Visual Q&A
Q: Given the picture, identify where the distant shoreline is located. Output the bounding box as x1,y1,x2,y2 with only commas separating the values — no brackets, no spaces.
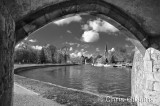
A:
14,63,79,74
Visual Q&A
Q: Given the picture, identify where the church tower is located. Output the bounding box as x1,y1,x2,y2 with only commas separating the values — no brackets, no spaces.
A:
104,43,108,58
104,43,108,63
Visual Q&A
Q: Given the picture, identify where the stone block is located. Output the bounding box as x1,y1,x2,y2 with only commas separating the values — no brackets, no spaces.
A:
151,53,158,61
146,80,154,90
146,73,155,81
144,61,153,72
144,50,151,61
153,82,160,92
154,73,160,82
153,65,160,72
23,24,36,33
153,60,160,65
150,48,160,61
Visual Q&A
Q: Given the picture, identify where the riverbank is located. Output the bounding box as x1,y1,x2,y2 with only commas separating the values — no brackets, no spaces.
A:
14,64,136,106
14,83,64,106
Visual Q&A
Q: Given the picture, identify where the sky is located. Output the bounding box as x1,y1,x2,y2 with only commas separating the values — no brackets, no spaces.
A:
17,15,135,58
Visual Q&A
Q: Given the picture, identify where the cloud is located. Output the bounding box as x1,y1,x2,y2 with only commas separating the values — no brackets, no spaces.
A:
77,52,82,57
80,18,118,43
70,52,82,58
81,49,84,52
70,50,87,58
54,15,82,26
15,42,24,49
67,30,72,34
69,47,73,51
70,53,77,57
31,45,42,50
81,30,99,43
24,37,28,40
81,18,119,33
81,24,90,30
29,39,37,43
108,48,115,53
65,42,80,47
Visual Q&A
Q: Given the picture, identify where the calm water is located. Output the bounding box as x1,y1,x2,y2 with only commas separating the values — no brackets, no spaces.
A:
17,65,131,98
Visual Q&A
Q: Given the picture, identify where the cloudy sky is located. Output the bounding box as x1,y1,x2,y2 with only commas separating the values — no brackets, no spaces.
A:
19,15,134,57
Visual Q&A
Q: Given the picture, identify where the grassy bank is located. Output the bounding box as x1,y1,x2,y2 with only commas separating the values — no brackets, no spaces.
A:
14,64,137,106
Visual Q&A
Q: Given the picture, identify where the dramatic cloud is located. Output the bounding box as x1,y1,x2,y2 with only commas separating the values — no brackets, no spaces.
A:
81,18,118,43
82,18,119,33
108,48,115,52
31,45,42,50
81,30,99,43
54,15,82,26
29,39,37,43
82,24,90,30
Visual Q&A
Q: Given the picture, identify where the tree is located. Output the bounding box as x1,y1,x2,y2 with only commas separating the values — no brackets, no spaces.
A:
61,46,69,63
48,45,57,63
39,48,46,63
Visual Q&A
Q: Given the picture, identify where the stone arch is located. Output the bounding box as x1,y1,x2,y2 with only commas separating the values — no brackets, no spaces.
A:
15,0,149,52
2,0,160,106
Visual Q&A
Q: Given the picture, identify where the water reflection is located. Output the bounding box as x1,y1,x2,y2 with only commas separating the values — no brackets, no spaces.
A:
18,65,131,98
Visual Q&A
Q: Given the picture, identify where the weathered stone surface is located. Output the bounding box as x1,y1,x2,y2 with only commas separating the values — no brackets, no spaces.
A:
144,61,152,72
153,65,160,72
153,82,160,92
132,48,160,106
146,73,155,81
144,49,151,61
146,80,154,91
7,0,160,35
154,73,160,82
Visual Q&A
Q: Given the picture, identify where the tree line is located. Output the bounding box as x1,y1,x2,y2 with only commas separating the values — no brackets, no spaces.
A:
14,43,70,64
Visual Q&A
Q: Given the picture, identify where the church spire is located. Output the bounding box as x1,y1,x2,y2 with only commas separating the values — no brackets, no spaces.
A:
104,43,108,58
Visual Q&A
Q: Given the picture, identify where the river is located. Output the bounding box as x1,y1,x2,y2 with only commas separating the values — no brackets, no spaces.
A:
17,65,131,98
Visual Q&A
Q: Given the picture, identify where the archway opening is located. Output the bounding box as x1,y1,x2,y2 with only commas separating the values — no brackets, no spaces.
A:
13,1,150,105
14,13,140,106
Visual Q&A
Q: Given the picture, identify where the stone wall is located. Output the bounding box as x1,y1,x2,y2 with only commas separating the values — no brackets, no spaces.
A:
132,47,160,106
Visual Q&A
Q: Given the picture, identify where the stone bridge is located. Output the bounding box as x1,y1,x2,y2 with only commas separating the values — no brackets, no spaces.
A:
0,0,160,106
